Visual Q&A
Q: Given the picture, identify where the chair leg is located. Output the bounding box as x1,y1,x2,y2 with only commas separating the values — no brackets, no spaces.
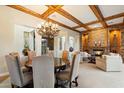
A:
11,83,22,88
75,77,78,87
54,78,59,88
11,83,14,88
69,82,72,88
72,76,78,87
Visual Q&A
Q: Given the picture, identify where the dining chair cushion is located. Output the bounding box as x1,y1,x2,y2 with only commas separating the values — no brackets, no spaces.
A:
23,72,33,86
56,71,70,81
21,66,30,73
20,56,28,67
55,53,80,87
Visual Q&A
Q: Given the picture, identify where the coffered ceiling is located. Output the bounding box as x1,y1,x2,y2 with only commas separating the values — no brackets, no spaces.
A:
22,5,48,14
49,12,78,27
7,5,124,33
62,5,98,23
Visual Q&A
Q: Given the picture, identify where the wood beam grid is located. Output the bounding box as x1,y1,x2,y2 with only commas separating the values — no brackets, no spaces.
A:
48,6,91,30
7,5,80,33
89,5,107,28
41,5,63,18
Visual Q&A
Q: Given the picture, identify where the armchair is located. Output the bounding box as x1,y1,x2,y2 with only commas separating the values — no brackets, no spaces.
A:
80,52,91,62
96,54,123,71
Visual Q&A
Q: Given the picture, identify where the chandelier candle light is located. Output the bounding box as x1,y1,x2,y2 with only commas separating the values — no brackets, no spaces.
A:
37,21,60,38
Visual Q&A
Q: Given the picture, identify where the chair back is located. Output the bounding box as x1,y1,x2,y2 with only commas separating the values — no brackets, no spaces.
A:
5,55,24,87
48,50,54,58
62,50,68,59
28,51,36,64
70,53,81,81
32,56,54,88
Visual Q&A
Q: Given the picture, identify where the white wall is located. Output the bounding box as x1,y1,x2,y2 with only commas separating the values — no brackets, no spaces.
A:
14,24,35,55
0,6,44,74
54,26,80,58
67,29,80,51
0,6,15,73
0,6,80,74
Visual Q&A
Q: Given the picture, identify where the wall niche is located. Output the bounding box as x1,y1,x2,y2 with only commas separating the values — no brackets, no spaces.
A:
109,30,121,53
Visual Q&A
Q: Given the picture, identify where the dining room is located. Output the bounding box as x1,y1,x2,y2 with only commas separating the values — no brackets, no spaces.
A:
0,4,124,88
0,5,80,88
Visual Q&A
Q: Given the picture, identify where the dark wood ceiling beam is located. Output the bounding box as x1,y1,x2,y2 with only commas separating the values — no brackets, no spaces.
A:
108,22,124,28
105,12,124,21
82,22,124,33
72,20,100,29
7,5,80,33
89,5,107,28
48,6,91,30
7,5,42,19
47,18,80,33
73,12,124,29
41,5,63,19
85,20,100,25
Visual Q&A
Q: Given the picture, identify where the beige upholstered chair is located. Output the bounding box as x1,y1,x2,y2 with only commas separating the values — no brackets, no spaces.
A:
5,55,33,88
119,47,124,62
48,50,54,58
62,50,70,64
27,51,36,65
32,56,54,88
9,52,30,73
96,54,123,71
80,51,91,62
56,53,81,88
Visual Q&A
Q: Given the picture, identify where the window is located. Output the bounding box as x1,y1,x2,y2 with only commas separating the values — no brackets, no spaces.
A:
69,36,74,49
59,37,65,50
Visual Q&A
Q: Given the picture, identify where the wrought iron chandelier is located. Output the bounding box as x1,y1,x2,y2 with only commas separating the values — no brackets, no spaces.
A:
37,21,60,38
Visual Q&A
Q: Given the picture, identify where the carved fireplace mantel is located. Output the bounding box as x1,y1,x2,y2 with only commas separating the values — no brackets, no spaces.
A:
92,47,105,56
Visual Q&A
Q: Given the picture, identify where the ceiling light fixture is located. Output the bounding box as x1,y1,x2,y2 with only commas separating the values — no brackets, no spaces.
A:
37,21,60,38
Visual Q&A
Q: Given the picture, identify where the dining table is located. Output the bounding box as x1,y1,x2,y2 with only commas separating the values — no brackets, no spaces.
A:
25,57,70,73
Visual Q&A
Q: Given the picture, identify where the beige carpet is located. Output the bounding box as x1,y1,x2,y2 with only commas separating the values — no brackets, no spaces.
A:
78,63,124,88
1,63,124,88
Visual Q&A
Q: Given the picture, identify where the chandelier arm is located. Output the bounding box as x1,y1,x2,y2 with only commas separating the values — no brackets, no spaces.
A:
37,21,60,38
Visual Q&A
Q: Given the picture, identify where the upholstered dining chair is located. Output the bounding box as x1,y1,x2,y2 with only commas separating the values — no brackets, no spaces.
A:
47,50,54,58
5,54,33,88
32,56,54,88
27,51,36,65
56,52,81,88
62,50,70,65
